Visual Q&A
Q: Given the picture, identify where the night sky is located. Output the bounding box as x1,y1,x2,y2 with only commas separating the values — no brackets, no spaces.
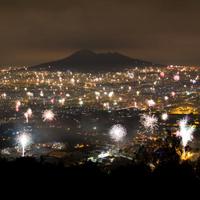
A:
1,0,200,66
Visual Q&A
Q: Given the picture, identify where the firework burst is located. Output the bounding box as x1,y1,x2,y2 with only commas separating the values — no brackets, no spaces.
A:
176,117,195,147
24,108,32,123
173,74,180,81
15,100,21,112
140,114,158,134
109,124,127,142
146,99,156,107
42,109,55,122
161,113,168,121
17,133,32,157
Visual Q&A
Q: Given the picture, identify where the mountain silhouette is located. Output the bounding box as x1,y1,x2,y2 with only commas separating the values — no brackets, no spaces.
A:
31,50,159,72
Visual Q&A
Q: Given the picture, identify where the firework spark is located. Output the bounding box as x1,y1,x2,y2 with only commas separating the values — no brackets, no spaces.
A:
27,108,32,116
17,133,32,157
42,110,55,122
173,74,180,81
140,114,158,133
16,100,21,112
109,124,127,142
146,99,156,107
180,151,194,161
24,108,32,123
176,117,195,147
40,90,44,97
171,91,176,97
160,72,165,78
164,96,168,101
161,113,168,121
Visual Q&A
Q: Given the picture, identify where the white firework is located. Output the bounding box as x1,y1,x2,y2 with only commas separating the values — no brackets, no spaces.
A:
17,133,32,157
176,117,195,147
27,108,32,116
161,113,168,121
164,96,168,101
146,99,156,107
109,124,127,142
173,74,180,81
16,100,21,112
24,108,32,123
171,91,176,97
40,90,44,97
24,112,29,123
140,114,158,133
42,109,55,122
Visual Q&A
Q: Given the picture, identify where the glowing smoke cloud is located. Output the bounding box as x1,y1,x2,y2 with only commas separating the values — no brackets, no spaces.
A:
140,114,158,134
176,117,195,147
42,110,55,122
109,124,127,142
17,133,32,157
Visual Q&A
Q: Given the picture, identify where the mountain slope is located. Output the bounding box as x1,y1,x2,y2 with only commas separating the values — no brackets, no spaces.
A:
31,50,159,72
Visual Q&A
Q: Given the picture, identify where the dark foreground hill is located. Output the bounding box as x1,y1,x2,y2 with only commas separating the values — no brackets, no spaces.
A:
0,156,199,188
0,158,199,200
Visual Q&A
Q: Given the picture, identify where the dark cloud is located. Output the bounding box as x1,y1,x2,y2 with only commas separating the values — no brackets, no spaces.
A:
0,0,200,65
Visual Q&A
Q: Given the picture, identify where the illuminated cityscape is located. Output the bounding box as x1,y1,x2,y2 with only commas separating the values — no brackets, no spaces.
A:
1,0,200,190
0,64,200,166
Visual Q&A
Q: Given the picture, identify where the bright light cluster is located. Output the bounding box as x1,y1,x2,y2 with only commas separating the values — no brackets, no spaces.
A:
176,117,195,147
42,109,55,122
17,133,32,157
109,124,127,142
140,114,158,133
